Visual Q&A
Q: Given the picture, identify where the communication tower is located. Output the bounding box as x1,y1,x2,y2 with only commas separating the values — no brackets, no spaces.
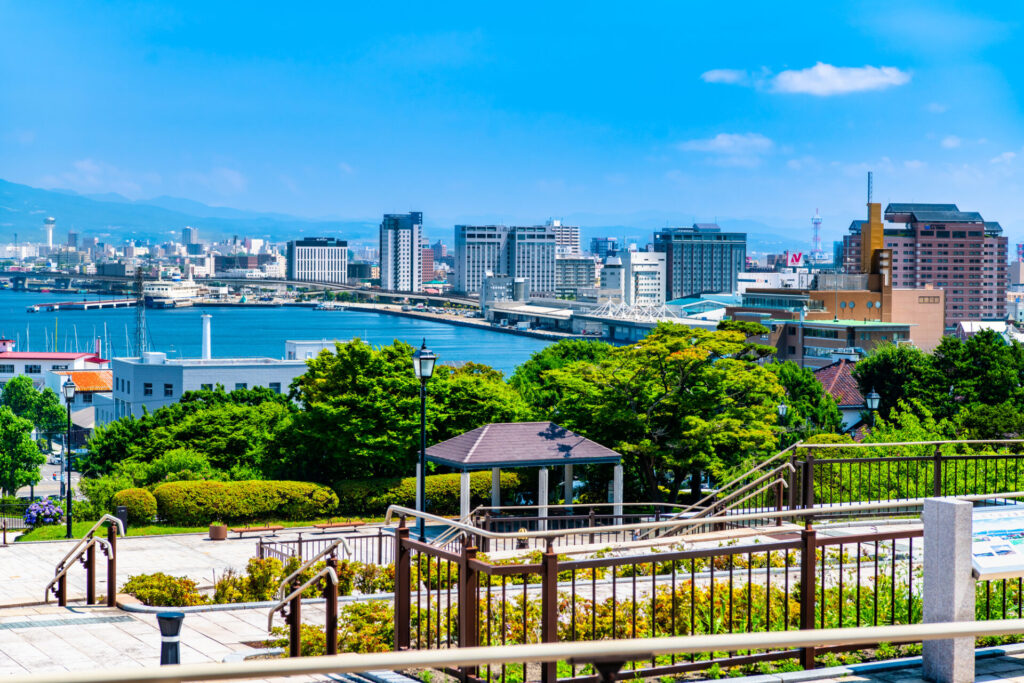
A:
43,217,55,248
811,209,824,261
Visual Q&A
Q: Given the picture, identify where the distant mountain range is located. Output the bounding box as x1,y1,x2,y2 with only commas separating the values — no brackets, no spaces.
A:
0,178,811,253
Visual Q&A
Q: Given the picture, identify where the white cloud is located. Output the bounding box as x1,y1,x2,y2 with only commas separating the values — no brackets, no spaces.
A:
941,135,961,149
678,133,774,155
39,158,160,198
771,63,911,96
904,160,927,170
4,129,35,145
926,102,948,114
338,162,354,174
991,151,1016,164
180,167,247,196
700,69,748,85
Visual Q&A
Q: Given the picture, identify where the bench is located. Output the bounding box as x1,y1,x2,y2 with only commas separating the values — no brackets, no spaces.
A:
230,525,284,538
313,520,365,534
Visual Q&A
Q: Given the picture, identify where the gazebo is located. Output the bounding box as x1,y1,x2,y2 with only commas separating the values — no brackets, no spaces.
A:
424,421,624,521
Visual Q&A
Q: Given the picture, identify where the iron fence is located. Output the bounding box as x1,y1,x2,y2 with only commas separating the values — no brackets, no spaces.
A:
257,529,393,565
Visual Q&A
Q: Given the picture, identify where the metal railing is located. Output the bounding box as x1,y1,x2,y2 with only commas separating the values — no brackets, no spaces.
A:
45,515,125,607
268,562,340,657
258,529,390,565
11,618,1024,682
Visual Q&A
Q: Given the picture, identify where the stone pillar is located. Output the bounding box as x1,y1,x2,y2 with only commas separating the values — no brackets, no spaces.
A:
563,464,574,505
491,468,501,509
922,498,975,683
538,468,549,532
460,470,472,520
612,464,624,520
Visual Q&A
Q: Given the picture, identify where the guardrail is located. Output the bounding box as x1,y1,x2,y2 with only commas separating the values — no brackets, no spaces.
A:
6,618,1024,683
45,515,125,607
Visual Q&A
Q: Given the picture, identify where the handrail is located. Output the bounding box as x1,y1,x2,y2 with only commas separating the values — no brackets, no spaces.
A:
8,618,1024,683
44,535,111,602
470,501,689,513
799,439,1024,449
54,514,125,574
267,566,338,632
678,478,790,536
273,537,351,600
674,441,801,517
386,488,1024,540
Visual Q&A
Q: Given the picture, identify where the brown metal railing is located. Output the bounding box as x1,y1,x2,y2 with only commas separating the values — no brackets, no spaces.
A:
258,529,389,565
46,515,124,607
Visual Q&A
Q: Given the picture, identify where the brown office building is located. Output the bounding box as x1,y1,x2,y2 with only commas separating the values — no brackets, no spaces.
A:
841,203,1007,329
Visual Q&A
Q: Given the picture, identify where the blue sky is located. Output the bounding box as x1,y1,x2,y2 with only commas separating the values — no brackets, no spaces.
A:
1,2,1022,244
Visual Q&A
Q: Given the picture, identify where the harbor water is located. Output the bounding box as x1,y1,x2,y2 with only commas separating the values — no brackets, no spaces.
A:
0,291,552,377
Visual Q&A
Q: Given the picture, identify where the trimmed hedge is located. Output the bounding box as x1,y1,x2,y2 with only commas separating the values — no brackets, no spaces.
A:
334,471,521,516
153,480,339,525
110,488,157,525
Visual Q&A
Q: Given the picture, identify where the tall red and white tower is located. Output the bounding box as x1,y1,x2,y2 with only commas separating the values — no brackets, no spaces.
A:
811,209,824,261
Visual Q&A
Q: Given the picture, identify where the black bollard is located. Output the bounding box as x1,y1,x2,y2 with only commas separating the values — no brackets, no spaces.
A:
156,612,184,665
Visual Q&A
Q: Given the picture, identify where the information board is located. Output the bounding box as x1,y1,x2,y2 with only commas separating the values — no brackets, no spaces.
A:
971,507,1024,580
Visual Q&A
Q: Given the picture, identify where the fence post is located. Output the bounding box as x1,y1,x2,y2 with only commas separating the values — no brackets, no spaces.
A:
799,520,817,670
460,541,480,679
775,480,784,527
85,539,96,605
481,511,491,554
58,573,67,607
288,577,302,658
933,445,943,497
325,557,339,656
106,523,117,607
541,541,559,683
788,452,798,512
297,532,303,562
258,537,264,560
801,453,815,515
588,509,596,544
394,518,411,651
377,527,384,565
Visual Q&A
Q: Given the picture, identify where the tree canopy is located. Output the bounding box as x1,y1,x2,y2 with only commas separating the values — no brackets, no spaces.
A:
0,406,44,495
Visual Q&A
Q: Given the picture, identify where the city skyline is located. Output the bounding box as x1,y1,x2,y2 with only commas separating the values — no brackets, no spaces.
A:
1,3,1023,247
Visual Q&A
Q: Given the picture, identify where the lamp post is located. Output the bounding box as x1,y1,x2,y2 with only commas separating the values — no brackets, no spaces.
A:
777,402,788,420
865,387,881,428
61,377,76,539
411,339,437,542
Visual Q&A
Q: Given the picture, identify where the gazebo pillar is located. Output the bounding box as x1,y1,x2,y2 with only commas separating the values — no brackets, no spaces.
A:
491,467,501,509
538,467,549,531
460,470,471,519
613,464,623,520
563,464,573,505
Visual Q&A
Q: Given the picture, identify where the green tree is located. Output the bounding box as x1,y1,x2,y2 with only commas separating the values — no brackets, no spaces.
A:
541,323,785,503
508,339,615,415
851,343,942,418
34,388,67,449
272,340,532,486
0,406,44,495
0,375,38,420
767,361,843,443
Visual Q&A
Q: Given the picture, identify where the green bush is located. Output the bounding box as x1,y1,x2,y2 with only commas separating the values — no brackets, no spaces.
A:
152,480,338,525
121,573,206,606
110,488,157,525
334,471,521,516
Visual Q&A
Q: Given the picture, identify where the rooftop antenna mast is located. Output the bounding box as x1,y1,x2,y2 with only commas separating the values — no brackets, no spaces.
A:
134,269,147,356
867,171,873,205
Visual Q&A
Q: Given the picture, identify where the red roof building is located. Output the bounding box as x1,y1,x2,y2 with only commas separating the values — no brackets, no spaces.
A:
813,359,866,435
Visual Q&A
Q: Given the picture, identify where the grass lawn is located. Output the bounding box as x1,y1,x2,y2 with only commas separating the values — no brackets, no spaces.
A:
15,516,381,542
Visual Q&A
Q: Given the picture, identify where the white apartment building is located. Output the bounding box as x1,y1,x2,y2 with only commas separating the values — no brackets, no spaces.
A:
0,339,110,389
600,252,666,306
555,255,599,297
286,238,348,283
454,224,557,296
549,219,581,254
379,212,423,292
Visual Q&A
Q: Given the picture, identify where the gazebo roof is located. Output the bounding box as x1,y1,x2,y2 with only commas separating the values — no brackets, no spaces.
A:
425,422,622,471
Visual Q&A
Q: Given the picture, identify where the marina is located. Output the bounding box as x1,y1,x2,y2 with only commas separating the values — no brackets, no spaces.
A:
0,290,553,376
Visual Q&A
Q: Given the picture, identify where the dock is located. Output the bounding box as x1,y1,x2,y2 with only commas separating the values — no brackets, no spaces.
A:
28,298,138,313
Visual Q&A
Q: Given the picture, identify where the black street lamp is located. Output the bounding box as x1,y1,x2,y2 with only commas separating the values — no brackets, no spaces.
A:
61,377,76,539
411,339,437,542
865,387,881,427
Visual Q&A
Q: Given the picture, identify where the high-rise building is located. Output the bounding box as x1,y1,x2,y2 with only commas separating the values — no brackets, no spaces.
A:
182,226,199,245
841,203,1008,327
379,212,423,292
286,237,348,283
43,217,55,249
421,247,435,284
431,240,447,259
600,252,666,305
590,237,618,259
555,255,599,298
653,224,746,299
548,220,581,254
454,224,557,296
67,231,78,249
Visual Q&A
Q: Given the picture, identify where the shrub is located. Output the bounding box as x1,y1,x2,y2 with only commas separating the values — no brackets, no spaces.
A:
121,573,206,606
334,471,521,516
23,500,63,527
79,473,136,516
152,480,338,525
110,488,158,525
